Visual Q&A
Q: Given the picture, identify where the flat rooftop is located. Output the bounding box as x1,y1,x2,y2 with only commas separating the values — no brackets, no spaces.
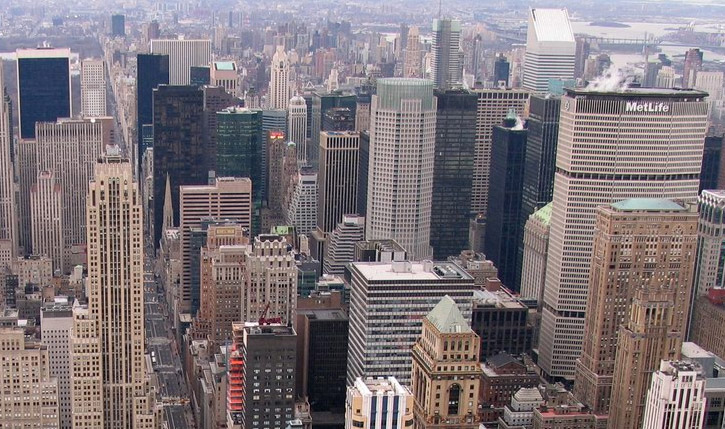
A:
565,87,708,98
352,261,473,282
610,198,686,212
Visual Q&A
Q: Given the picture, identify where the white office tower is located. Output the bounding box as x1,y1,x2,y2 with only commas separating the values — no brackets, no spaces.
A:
519,202,551,302
0,67,17,259
404,26,422,79
30,170,64,272
72,150,157,429
657,66,677,89
431,18,462,89
269,46,291,110
694,71,724,121
641,361,706,429
694,190,725,296
366,79,435,260
80,59,107,117
288,96,308,164
150,39,212,85
347,260,476,385
327,68,339,92
323,214,365,275
0,328,60,428
539,88,708,380
345,377,414,429
522,8,576,94
285,169,318,235
41,299,74,429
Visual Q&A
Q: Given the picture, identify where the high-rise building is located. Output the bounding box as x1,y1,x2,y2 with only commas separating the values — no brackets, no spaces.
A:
136,54,169,171
16,48,72,139
357,130,370,217
345,377,414,429
41,300,74,429
681,342,725,429
694,190,725,297
266,131,288,219
641,361,706,429
0,67,17,259
404,26,422,79
690,289,725,360
485,114,528,290
317,131,359,234
189,66,210,87
323,214,365,275
288,96,308,164
18,117,111,256
431,89,477,260
683,48,704,88
216,107,263,201
522,8,576,94
242,234,298,325
152,85,206,248
519,203,551,302
366,79,436,260
285,169,318,235
539,88,708,380
431,19,462,90
0,328,59,428
80,59,107,117
470,89,529,222
411,296,482,428
269,46,291,110
111,14,125,37
347,260,477,385
210,61,238,95
203,85,241,173
228,323,296,429
73,150,157,429
573,199,697,419
700,134,723,192
30,171,63,271
150,39,212,85
493,54,510,86
179,177,252,315
310,91,357,168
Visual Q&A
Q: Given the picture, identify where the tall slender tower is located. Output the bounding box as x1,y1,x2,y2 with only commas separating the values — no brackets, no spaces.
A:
366,79,436,261
288,95,308,164
0,66,17,259
539,88,708,380
75,148,156,428
269,46,290,110
80,59,107,117
573,199,698,421
431,19,462,89
522,8,576,94
30,171,63,272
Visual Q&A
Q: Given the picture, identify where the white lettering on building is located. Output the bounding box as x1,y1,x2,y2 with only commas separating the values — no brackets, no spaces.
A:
625,102,671,113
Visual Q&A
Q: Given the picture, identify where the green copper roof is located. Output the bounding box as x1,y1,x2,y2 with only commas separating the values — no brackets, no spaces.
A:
271,225,293,234
533,202,553,225
610,198,685,212
214,61,236,71
426,296,471,334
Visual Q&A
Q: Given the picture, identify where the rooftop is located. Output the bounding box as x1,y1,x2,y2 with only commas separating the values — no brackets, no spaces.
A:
426,296,471,334
352,261,473,282
532,202,553,224
565,87,708,98
610,198,686,212
529,8,574,43
353,377,410,397
214,61,236,71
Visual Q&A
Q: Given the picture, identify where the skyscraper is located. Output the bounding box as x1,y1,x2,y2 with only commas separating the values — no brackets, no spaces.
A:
152,85,206,248
0,67,17,259
210,61,238,95
317,131,359,235
310,91,357,168
136,54,169,172
366,79,436,261
519,203,551,302
74,150,156,428
269,46,291,110
694,190,725,297
493,54,510,87
323,214,365,275
179,177,252,315
573,199,697,420
346,377,414,429
80,59,107,117
150,39,212,85
111,14,125,37
522,8,576,94
431,18,462,90
30,171,63,272
683,48,704,88
539,88,707,380
521,95,560,219
41,300,74,429
641,361,707,429
485,113,528,290
347,260,476,385
404,26,422,79
288,95,308,164
431,89,477,260
285,169,318,235
16,48,71,139
411,296,482,428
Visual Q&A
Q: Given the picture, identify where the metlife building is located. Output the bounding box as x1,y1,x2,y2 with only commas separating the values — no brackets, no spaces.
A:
538,87,709,379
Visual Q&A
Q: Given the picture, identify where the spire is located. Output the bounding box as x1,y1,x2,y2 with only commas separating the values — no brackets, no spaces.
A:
162,173,174,231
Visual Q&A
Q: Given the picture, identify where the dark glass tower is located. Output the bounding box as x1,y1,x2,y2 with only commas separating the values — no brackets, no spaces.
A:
137,54,169,171
485,113,528,290
310,91,356,168
152,85,206,248
16,48,71,139
111,14,125,37
430,89,477,260
701,133,723,193
493,54,510,87
357,130,370,218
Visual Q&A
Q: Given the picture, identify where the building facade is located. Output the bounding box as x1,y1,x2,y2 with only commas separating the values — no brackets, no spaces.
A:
150,39,212,85
641,361,706,429
30,170,64,272
318,131,360,234
345,377,414,429
81,59,107,117
269,46,291,110
694,190,725,297
522,8,576,94
431,19,462,90
519,203,551,302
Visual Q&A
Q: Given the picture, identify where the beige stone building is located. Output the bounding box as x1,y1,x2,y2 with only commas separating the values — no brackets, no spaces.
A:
411,295,482,428
346,377,414,429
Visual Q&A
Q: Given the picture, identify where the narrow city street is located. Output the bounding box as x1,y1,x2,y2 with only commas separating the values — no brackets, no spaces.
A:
144,253,196,428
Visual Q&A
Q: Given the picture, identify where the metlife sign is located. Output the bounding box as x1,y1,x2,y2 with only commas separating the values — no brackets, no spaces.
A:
625,102,671,113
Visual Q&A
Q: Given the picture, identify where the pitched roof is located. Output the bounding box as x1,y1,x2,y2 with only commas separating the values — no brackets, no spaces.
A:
426,296,471,334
